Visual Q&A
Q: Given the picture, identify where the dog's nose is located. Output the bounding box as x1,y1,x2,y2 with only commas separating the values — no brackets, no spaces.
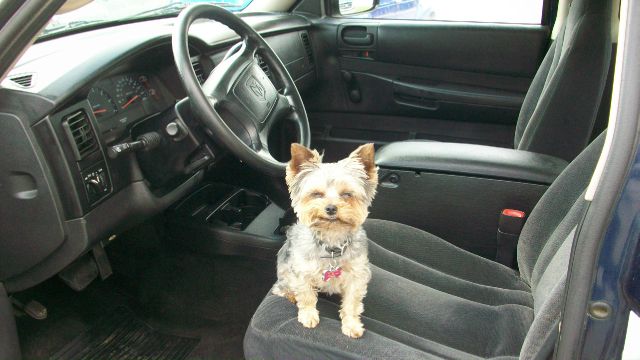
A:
325,204,337,216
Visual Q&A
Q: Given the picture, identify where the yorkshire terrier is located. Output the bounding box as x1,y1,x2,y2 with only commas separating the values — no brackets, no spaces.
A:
273,143,378,338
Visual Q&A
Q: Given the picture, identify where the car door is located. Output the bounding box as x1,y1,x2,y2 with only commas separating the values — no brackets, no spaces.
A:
297,0,553,161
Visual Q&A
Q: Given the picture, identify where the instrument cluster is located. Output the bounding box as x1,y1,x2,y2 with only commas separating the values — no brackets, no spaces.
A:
87,73,170,135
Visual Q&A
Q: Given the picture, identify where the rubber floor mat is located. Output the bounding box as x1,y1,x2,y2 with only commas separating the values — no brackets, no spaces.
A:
51,306,199,360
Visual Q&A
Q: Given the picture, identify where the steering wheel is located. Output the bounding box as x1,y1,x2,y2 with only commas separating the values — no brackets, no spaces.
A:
172,4,311,177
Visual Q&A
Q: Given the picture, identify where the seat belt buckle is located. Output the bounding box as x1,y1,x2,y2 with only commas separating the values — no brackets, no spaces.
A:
499,209,526,235
495,209,526,267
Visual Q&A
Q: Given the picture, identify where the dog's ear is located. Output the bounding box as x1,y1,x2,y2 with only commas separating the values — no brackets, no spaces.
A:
286,143,321,186
349,143,378,185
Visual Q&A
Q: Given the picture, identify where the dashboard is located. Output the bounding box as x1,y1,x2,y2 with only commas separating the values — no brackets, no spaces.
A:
0,12,316,292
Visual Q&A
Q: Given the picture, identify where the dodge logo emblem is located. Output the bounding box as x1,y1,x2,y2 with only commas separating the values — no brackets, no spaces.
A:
246,76,266,101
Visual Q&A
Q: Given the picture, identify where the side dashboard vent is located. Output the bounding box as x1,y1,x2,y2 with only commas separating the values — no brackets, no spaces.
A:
300,32,314,66
9,73,34,88
62,110,98,160
255,54,274,84
191,60,206,84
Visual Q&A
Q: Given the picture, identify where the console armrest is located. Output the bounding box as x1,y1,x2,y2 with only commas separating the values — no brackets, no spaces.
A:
376,141,568,184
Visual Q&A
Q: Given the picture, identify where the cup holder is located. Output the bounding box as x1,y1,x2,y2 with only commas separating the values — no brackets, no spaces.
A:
208,189,270,230
167,183,285,259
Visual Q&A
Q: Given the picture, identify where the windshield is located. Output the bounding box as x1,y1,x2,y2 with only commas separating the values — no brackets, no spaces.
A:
41,0,253,38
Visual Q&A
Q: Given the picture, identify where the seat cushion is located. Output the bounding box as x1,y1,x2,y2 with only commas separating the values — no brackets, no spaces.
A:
245,264,533,360
244,223,535,359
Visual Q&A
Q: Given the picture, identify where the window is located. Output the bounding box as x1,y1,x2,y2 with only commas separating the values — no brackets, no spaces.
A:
340,0,544,25
40,0,253,39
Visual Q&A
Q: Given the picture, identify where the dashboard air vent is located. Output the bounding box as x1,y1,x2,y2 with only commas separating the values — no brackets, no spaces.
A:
300,32,314,65
9,73,34,88
62,110,98,160
191,60,205,84
255,54,274,83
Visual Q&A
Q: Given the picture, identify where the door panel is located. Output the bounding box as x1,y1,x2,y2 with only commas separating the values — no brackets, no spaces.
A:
375,23,547,76
303,19,549,161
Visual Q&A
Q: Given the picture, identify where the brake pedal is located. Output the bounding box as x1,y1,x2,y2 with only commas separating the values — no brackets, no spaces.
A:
12,298,47,320
23,300,47,320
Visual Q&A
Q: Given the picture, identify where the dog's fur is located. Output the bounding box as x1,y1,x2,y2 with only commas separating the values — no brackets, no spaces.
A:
273,143,377,338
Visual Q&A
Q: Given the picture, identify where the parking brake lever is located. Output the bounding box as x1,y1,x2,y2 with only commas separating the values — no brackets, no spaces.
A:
107,132,162,159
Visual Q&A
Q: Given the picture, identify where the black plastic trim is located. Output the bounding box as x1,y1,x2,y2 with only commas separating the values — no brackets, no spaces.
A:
370,168,548,259
4,171,204,292
392,79,524,109
376,141,568,185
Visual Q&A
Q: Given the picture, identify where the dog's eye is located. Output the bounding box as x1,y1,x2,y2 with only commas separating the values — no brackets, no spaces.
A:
311,191,324,198
341,192,353,199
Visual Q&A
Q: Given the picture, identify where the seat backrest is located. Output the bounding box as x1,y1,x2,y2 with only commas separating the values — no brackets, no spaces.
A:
517,132,603,290
514,0,611,162
516,133,605,359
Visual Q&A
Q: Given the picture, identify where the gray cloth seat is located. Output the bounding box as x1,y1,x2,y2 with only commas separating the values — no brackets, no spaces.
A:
244,134,605,359
365,220,533,308
388,0,612,162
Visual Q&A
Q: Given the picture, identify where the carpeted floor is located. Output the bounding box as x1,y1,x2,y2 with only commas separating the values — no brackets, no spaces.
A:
51,306,199,360
15,218,276,360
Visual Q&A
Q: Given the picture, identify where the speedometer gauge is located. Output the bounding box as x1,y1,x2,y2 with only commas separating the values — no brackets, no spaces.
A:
88,87,118,118
115,75,148,110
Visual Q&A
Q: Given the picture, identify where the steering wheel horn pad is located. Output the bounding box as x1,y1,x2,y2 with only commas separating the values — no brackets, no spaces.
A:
172,4,310,176
231,63,278,124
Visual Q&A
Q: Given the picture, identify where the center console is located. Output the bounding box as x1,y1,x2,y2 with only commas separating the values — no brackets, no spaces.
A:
166,183,288,260
369,141,568,260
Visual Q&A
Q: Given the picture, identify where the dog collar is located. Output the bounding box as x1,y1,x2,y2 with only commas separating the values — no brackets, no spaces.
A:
319,238,352,258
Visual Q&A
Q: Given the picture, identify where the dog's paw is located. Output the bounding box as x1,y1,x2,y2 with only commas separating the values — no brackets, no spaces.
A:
298,308,320,328
341,317,365,338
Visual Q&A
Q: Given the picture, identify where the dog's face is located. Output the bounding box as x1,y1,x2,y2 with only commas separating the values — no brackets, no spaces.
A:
286,143,378,233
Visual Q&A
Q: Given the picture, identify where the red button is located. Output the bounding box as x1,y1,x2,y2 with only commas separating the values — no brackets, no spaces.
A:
502,209,525,218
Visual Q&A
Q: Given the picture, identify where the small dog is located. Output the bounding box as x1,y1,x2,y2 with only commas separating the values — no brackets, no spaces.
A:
273,143,377,338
